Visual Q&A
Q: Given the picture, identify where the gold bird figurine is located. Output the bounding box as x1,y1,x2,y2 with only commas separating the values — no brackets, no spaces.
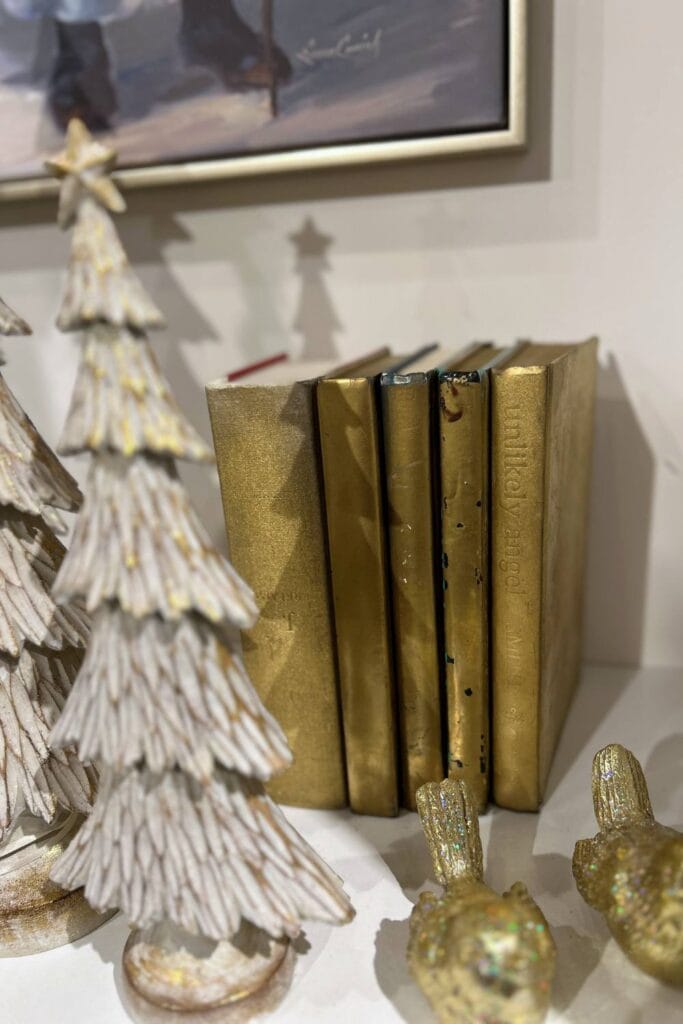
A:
573,743,683,985
407,778,556,1023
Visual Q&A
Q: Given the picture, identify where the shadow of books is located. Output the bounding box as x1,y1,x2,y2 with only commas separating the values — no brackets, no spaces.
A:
583,353,655,667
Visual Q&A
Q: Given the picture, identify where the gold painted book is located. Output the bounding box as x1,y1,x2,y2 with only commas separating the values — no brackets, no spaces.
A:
317,348,434,816
207,357,359,810
491,338,598,811
437,343,511,814
380,343,488,810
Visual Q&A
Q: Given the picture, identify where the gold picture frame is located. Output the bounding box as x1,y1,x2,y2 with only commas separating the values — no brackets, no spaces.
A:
0,0,526,203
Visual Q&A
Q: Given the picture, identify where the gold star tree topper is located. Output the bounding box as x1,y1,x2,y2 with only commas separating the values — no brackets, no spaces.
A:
45,119,126,228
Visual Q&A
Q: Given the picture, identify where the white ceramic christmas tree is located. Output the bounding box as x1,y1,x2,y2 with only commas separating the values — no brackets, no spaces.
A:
0,293,111,956
47,120,353,1019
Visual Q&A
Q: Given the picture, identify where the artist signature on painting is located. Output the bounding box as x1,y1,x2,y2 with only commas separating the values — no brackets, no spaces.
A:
296,30,382,67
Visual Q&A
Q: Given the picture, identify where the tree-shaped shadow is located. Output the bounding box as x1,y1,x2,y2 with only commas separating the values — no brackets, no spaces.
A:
289,217,342,361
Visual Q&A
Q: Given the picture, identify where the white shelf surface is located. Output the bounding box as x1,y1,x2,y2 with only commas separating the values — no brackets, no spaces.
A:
2,664,682,1023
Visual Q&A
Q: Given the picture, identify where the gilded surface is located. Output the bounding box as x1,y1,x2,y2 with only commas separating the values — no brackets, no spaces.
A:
206,380,347,810
491,339,598,811
124,920,289,1011
408,778,556,1023
317,375,399,816
0,814,115,956
123,923,295,1023
573,744,683,985
439,372,490,813
381,375,443,810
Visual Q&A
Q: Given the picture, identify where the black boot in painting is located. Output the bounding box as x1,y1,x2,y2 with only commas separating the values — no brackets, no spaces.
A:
179,0,291,90
49,20,117,132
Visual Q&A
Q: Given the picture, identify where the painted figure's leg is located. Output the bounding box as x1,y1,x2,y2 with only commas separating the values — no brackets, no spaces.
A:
50,19,117,131
179,0,291,89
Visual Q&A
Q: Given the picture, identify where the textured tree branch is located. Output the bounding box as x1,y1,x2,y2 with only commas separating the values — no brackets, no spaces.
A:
0,293,94,843
0,516,89,658
0,647,95,840
54,454,258,626
56,198,165,333
52,608,291,780
52,768,352,941
0,299,31,337
59,326,214,462
0,374,82,528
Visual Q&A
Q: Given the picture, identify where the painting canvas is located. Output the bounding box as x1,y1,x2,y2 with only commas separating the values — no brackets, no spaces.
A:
0,0,523,194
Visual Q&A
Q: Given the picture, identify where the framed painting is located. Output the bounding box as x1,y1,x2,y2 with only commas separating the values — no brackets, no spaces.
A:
0,0,526,200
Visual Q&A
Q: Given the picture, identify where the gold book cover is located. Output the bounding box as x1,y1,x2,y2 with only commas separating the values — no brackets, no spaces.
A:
438,343,506,814
380,343,489,810
317,352,402,817
319,346,443,816
491,338,598,811
206,359,348,810
380,357,443,811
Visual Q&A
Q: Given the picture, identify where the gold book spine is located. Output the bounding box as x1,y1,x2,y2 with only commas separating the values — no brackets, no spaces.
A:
536,340,598,794
207,381,347,809
439,372,490,813
491,366,548,811
317,377,399,817
381,376,444,811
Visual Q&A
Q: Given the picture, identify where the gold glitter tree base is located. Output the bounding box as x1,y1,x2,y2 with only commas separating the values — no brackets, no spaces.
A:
122,920,294,1023
0,812,115,956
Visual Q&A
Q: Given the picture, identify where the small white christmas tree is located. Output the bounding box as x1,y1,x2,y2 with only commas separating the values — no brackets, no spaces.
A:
0,293,94,848
47,121,353,960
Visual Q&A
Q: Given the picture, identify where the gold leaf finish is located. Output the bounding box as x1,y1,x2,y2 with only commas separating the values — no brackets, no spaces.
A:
206,377,348,811
380,371,444,810
317,371,399,817
408,778,556,1024
491,340,598,811
573,743,683,985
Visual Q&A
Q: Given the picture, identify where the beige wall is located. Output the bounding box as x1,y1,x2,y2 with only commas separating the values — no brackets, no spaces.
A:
0,0,680,668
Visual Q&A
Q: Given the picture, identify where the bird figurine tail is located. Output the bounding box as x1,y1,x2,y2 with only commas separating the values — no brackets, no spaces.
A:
592,743,655,830
416,778,483,887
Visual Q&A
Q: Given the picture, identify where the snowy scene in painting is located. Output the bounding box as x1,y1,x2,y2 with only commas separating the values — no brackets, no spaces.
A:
0,0,506,182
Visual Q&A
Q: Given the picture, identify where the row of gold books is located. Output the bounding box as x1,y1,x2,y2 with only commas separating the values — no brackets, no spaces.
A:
207,338,598,815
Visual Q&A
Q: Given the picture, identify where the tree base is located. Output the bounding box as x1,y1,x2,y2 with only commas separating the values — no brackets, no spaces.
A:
0,811,115,956
122,920,294,1023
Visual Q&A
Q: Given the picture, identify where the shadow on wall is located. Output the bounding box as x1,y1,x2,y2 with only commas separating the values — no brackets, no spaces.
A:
582,354,654,666
289,217,342,361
